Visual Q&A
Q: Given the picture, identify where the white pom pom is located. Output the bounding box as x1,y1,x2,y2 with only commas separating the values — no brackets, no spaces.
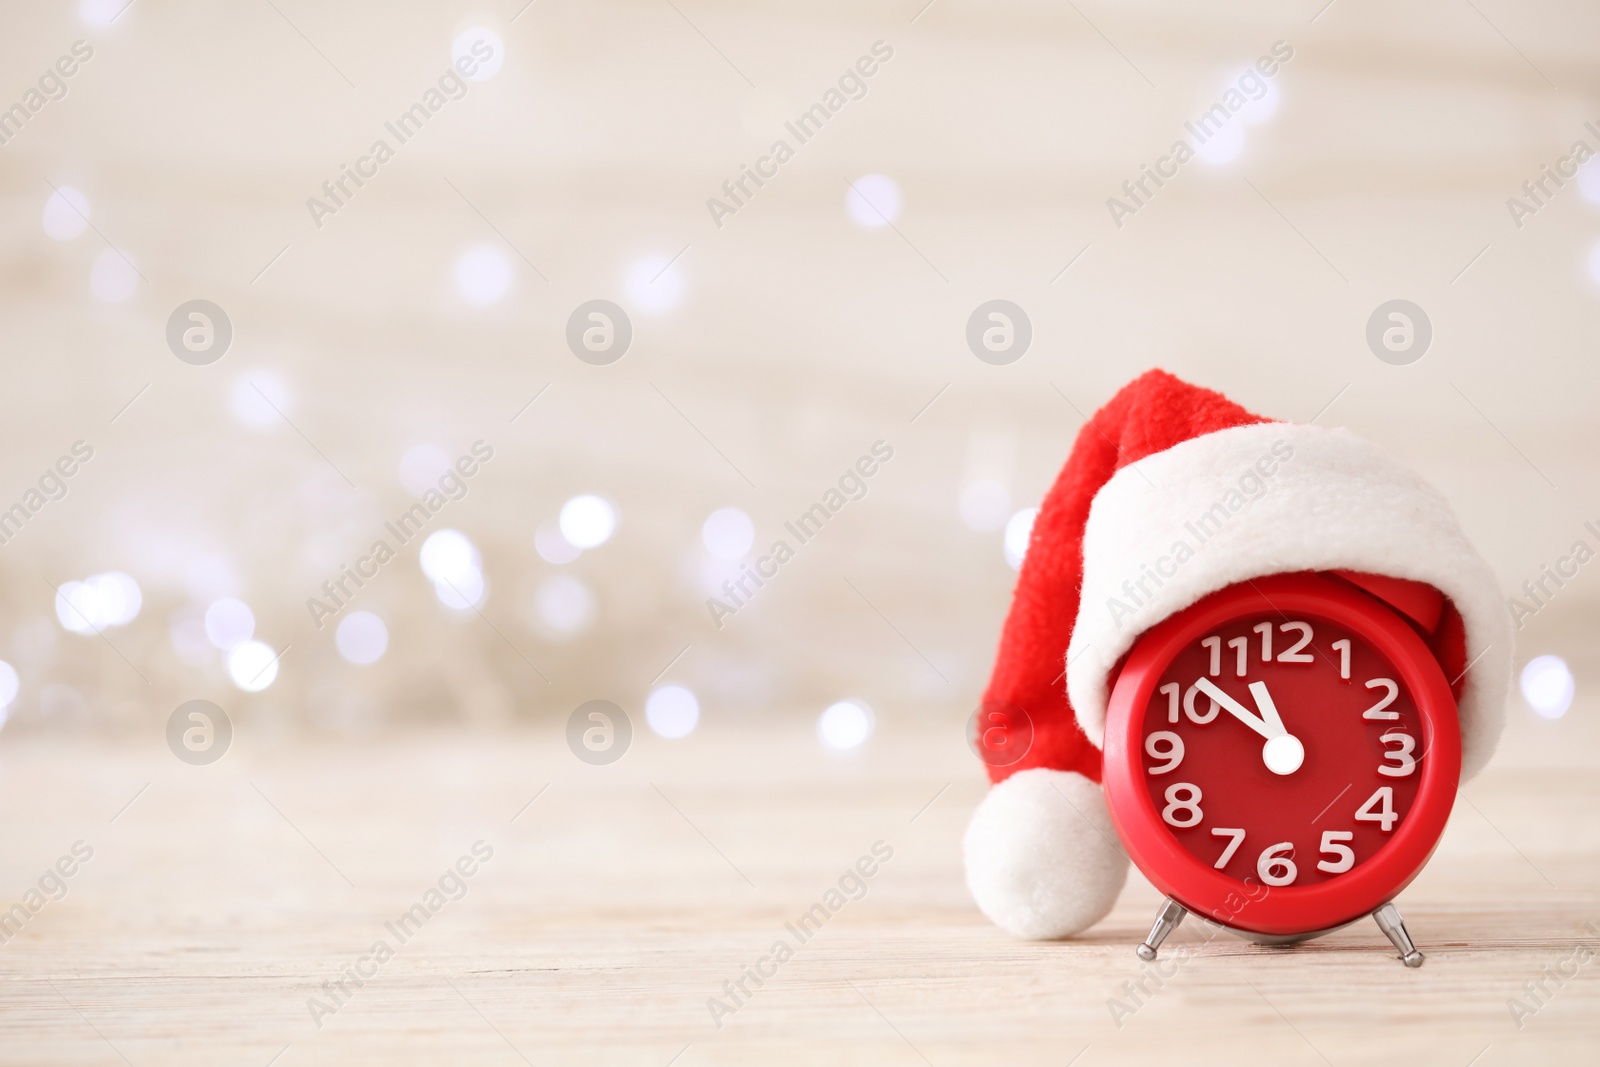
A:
964,768,1129,939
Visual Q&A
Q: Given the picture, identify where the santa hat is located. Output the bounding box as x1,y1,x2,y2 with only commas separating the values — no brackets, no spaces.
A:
963,370,1510,940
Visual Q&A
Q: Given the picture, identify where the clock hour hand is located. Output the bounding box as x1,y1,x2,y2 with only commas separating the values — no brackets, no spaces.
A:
1193,677,1305,776
1193,677,1279,739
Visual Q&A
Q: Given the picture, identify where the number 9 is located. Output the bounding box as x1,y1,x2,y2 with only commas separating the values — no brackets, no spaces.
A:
1144,730,1184,775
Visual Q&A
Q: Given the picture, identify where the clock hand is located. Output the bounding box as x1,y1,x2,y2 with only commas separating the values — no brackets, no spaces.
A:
1247,681,1287,736
1193,677,1279,740
1193,677,1305,775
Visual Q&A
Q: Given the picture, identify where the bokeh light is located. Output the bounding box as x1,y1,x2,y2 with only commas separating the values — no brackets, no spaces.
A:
1520,655,1574,719
399,444,452,496
78,0,123,27
535,521,582,564
455,243,513,305
452,27,504,81
204,597,255,650
818,700,873,750
646,684,700,739
43,186,90,240
560,495,616,549
702,507,754,561
846,174,902,228
623,252,686,315
231,371,292,429
1004,507,1038,569
534,574,595,635
1194,120,1245,166
1235,72,1281,125
56,572,141,634
0,660,19,707
420,529,480,584
336,611,389,665
228,639,279,692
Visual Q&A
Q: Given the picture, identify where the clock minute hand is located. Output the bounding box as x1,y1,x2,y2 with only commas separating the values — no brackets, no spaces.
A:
1247,681,1288,736
1192,677,1280,740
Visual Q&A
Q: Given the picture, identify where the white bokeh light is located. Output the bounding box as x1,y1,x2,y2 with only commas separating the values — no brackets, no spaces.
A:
204,597,255,650
959,479,1011,532
1520,655,1574,719
228,639,279,692
623,252,686,315
560,495,616,549
1577,157,1600,205
43,186,90,240
702,507,754,561
647,684,700,739
818,700,873,750
420,529,481,584
90,247,139,302
535,574,595,635
535,521,582,564
435,567,487,610
1194,120,1245,166
78,0,124,26
0,660,19,708
399,444,451,496
846,174,902,228
231,371,292,428
336,611,389,665
55,573,141,634
1004,507,1038,569
455,243,513,305
452,28,504,81
1235,72,1281,125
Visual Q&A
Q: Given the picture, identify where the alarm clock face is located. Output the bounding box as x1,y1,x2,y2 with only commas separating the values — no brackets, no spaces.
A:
1103,573,1460,936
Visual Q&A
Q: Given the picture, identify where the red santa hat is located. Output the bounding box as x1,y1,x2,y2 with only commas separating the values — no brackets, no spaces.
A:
963,370,1510,939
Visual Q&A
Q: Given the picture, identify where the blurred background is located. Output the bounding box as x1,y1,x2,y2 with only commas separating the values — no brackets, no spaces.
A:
1,0,1597,753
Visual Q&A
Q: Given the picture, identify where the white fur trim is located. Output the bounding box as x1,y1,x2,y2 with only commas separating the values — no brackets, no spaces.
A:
964,768,1129,939
1066,422,1510,779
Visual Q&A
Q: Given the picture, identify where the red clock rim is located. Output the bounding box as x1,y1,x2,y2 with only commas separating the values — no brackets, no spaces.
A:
1102,572,1461,936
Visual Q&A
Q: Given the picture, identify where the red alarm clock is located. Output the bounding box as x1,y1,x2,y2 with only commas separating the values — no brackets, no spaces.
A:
1102,571,1459,967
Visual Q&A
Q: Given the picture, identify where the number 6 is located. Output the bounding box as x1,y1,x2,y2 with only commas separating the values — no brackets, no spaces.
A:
1257,842,1297,886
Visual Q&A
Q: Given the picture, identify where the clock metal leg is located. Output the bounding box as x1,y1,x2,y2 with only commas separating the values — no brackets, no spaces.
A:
1136,898,1188,961
1373,902,1424,968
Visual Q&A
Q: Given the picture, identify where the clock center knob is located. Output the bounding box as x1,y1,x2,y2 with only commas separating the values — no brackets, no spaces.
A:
1262,734,1305,775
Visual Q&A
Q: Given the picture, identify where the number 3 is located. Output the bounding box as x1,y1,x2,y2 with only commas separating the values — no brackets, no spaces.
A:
1378,731,1417,777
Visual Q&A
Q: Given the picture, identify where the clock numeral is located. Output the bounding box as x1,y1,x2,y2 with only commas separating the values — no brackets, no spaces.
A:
1332,638,1351,680
1159,682,1180,723
1355,785,1398,831
1161,783,1203,827
1378,730,1417,777
1201,636,1221,676
1210,827,1245,868
1256,842,1298,886
1181,682,1221,724
1276,621,1315,662
1253,621,1273,662
1317,830,1355,873
1227,636,1249,676
1362,678,1400,719
1144,731,1185,775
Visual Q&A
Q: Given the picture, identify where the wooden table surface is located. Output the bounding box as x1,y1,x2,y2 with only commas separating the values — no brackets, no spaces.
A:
0,704,1595,1066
